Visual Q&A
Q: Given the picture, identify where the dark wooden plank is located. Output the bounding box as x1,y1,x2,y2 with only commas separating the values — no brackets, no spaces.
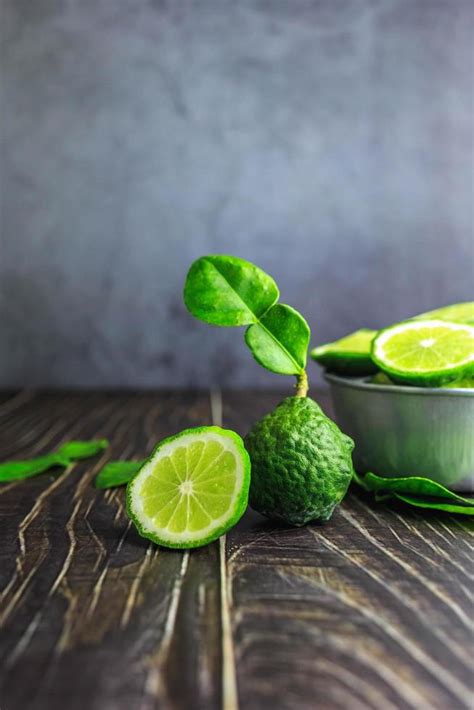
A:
0,391,225,710
1,390,473,710
0,390,27,409
222,390,474,710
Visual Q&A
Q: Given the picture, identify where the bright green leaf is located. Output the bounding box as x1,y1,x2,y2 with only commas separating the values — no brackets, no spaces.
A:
353,471,474,515
245,304,310,375
57,439,109,460
95,460,144,489
359,471,474,504
0,456,62,482
394,494,474,515
183,255,279,327
0,439,109,484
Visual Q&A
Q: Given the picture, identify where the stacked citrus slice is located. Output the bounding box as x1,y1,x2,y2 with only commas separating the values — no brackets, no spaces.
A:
311,302,474,387
371,320,474,386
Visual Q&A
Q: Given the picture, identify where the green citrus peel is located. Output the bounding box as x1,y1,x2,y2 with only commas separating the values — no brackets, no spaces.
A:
412,301,474,325
245,397,354,525
310,329,377,376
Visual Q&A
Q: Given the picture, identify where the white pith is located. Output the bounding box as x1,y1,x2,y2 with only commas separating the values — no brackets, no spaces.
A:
179,480,194,495
129,431,244,543
374,320,474,373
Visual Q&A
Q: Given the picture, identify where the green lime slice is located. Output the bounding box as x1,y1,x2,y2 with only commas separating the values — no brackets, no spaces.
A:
412,302,474,325
370,371,395,385
372,320,474,386
442,376,474,389
126,426,250,549
371,371,474,389
310,329,378,375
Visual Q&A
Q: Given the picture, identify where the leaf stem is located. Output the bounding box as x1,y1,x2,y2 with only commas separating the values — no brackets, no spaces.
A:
295,370,308,397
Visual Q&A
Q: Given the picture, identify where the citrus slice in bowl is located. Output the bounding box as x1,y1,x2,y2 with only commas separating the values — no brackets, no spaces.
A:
371,320,474,386
310,329,377,375
127,427,250,549
412,301,474,325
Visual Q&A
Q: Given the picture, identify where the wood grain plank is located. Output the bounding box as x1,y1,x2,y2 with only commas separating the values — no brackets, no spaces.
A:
1,390,473,710
0,391,223,710
222,390,474,710
146,389,238,710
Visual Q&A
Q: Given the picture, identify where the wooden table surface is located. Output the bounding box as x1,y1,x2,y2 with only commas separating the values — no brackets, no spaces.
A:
0,390,472,710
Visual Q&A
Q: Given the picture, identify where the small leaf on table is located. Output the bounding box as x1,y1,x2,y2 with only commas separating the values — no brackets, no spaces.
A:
353,471,474,514
95,460,145,489
394,494,474,515
0,439,109,483
245,304,310,375
184,255,279,326
0,457,61,482
56,439,109,459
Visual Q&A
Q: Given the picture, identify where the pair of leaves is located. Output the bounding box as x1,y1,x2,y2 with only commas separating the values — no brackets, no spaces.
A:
184,255,310,375
353,471,474,515
0,440,109,483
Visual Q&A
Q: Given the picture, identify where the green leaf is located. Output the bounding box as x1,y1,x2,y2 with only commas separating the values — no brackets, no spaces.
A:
184,255,279,326
245,304,310,375
359,472,474,504
95,460,144,489
0,439,109,483
57,439,109,460
184,254,312,379
0,456,62,482
394,494,474,515
353,471,474,515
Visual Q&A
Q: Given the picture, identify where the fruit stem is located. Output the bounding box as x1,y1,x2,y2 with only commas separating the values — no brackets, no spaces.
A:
295,370,308,397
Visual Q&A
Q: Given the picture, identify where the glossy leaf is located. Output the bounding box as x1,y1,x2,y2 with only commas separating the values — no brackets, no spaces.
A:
0,439,109,483
0,456,63,482
184,255,279,327
95,460,144,489
245,304,310,375
394,494,474,515
56,439,109,460
353,471,474,514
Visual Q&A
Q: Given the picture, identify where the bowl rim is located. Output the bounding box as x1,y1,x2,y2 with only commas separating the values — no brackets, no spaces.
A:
324,372,474,398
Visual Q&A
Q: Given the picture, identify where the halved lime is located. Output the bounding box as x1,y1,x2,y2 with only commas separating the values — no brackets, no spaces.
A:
372,320,474,386
412,302,474,325
126,427,250,549
310,329,377,375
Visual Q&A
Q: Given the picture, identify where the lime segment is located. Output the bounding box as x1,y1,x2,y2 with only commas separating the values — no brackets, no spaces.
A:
127,426,250,549
372,320,474,386
441,376,474,389
310,329,377,375
412,302,474,325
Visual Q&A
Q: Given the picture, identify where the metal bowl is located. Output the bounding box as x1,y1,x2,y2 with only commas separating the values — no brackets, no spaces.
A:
325,373,474,493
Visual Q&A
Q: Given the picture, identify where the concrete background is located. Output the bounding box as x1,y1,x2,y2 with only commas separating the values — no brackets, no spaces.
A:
1,0,473,389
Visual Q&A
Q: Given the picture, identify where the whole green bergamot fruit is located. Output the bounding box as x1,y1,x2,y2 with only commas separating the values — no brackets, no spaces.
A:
245,396,355,525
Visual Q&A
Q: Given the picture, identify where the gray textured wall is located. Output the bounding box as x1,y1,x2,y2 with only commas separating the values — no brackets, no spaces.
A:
1,0,473,389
